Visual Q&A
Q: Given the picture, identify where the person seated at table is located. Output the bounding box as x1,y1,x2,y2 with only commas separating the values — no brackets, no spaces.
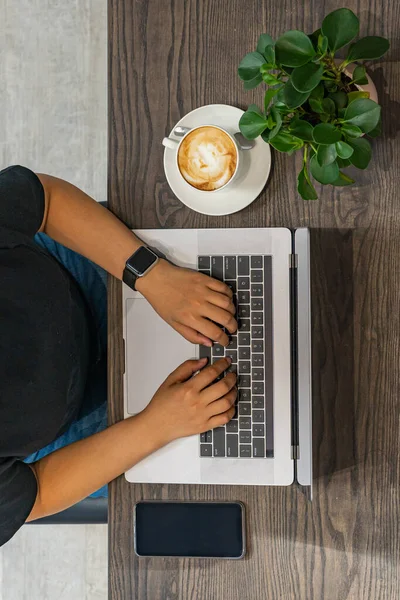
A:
0,165,238,547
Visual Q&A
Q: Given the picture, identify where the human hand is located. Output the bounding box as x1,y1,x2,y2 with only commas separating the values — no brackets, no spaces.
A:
136,259,237,347
142,357,237,444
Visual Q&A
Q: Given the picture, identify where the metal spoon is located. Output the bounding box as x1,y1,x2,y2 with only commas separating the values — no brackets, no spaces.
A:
173,125,255,151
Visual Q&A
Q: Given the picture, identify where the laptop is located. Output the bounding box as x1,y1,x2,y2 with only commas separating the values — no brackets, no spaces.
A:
122,228,312,489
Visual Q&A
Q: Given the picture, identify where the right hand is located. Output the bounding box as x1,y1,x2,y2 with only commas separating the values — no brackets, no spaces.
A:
142,357,237,444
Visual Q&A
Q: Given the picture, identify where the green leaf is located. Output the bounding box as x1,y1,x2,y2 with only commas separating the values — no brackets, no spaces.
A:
347,90,370,105
264,45,276,65
346,36,390,61
324,80,338,92
243,73,263,90
269,130,304,153
310,155,340,184
351,65,368,85
262,72,281,85
330,91,347,110
322,98,336,115
347,137,372,169
238,52,266,81
268,107,283,141
257,34,274,57
283,78,310,108
335,141,354,159
331,171,355,186
264,87,280,111
318,34,328,54
313,123,342,144
248,103,263,115
298,166,318,200
308,29,321,51
321,8,359,52
317,143,337,166
239,109,268,139
368,118,382,138
309,98,324,113
275,30,316,67
291,62,323,93
341,123,363,138
344,98,381,133
289,118,314,141
336,157,352,168
310,82,324,101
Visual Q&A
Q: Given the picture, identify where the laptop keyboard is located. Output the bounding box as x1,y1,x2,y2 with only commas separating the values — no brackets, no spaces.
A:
198,255,274,459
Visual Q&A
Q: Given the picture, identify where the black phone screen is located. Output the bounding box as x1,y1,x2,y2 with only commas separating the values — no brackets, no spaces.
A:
134,501,245,558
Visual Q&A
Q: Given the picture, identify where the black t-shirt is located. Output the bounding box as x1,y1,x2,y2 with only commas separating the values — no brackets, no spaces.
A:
0,166,91,546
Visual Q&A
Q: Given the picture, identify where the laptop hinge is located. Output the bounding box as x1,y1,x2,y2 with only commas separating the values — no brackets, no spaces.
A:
289,249,300,467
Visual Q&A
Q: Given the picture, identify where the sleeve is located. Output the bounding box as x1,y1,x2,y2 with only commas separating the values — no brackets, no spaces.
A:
0,457,38,547
0,165,45,240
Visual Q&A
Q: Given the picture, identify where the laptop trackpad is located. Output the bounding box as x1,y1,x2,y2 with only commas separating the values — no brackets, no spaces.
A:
126,298,196,415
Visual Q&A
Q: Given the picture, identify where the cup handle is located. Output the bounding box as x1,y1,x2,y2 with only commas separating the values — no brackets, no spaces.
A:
162,137,179,150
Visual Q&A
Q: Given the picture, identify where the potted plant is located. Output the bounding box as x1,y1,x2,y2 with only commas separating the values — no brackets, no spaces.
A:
237,8,390,199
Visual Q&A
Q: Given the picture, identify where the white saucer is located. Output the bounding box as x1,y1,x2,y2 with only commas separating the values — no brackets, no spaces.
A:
163,104,272,216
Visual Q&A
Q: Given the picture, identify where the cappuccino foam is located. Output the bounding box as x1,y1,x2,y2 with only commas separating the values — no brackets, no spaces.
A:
178,126,237,191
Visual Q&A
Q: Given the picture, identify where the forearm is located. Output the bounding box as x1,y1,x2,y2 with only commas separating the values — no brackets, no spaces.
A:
27,411,164,521
37,173,141,280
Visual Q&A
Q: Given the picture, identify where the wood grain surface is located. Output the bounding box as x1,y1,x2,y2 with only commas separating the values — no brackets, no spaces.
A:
108,1,400,598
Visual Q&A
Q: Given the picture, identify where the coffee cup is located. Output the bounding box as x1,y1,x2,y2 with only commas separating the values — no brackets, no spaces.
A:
162,125,242,193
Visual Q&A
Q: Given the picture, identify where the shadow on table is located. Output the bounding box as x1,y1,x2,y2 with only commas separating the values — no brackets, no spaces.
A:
309,228,356,479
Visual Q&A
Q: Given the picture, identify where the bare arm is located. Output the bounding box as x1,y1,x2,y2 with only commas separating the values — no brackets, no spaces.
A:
27,357,235,521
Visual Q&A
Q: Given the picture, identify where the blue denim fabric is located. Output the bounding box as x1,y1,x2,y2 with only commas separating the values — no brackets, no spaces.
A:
23,233,108,498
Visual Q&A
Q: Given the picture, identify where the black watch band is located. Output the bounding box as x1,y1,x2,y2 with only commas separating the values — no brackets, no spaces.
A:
123,246,166,291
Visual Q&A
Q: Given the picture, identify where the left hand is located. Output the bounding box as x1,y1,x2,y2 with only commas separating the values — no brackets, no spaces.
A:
136,259,237,346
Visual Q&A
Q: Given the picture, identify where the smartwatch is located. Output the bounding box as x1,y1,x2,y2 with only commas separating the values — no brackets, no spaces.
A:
123,246,166,291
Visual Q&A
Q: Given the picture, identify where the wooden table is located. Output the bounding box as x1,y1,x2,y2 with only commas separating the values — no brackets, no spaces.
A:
108,1,400,598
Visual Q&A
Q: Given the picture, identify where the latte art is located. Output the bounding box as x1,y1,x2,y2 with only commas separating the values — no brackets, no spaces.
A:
178,126,237,191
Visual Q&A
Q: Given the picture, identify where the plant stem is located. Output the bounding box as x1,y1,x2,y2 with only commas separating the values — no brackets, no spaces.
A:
303,144,308,165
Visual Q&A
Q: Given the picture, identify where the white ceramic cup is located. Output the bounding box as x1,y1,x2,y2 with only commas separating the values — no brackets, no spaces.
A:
162,124,241,193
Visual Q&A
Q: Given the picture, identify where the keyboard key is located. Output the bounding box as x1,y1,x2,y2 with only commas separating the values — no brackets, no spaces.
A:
253,424,265,437
251,256,263,268
238,256,250,276
227,434,239,457
200,444,212,456
238,277,250,290
252,340,264,353
198,256,210,269
201,431,213,443
238,305,250,318
238,375,250,388
226,280,237,294
252,368,264,381
252,382,264,395
239,389,251,402
227,363,237,374
239,431,251,444
238,402,251,416
226,350,237,363
199,270,210,276
253,410,264,423
253,438,265,458
251,312,263,325
239,346,250,360
213,427,225,457
226,419,238,433
251,284,263,297
252,396,264,408
199,345,211,362
251,270,263,282
252,326,264,339
228,336,237,350
240,445,252,457
238,290,250,304
252,354,264,367
239,417,251,429
224,256,236,279
239,333,250,346
251,298,263,311
239,319,250,332
211,256,224,280
213,344,225,356
239,361,251,374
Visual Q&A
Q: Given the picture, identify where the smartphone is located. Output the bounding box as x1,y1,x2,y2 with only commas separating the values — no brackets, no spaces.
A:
134,501,246,559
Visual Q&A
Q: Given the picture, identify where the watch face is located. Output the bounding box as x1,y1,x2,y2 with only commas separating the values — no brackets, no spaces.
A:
127,246,157,276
